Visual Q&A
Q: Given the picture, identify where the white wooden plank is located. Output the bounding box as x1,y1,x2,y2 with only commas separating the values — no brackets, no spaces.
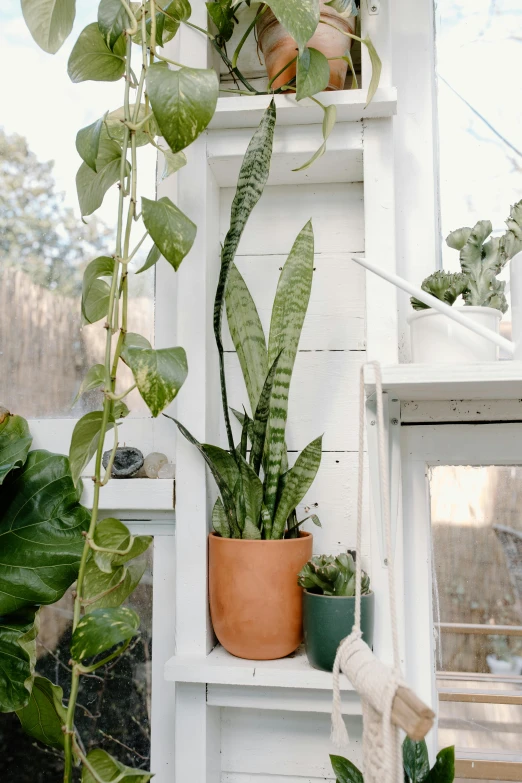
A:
222,253,366,352
174,683,221,783
81,478,174,513
402,399,522,423
222,776,332,783
223,351,363,451
207,684,361,715
220,183,365,256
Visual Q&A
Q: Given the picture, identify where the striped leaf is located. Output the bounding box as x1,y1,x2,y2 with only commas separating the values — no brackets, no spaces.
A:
271,435,322,539
250,352,281,476
238,456,263,537
263,221,315,524
225,263,268,414
213,100,276,452
212,497,230,538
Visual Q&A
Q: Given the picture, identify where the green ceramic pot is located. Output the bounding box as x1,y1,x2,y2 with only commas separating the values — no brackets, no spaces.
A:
303,590,375,672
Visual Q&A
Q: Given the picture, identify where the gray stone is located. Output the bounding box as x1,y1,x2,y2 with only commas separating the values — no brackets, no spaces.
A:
102,447,144,478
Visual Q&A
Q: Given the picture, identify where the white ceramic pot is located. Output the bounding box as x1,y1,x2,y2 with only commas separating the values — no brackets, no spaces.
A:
408,306,502,364
487,654,518,675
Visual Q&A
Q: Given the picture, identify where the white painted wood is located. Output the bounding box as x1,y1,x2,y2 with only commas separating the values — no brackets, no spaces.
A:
222,253,366,352
81,478,174,513
208,88,397,130
222,776,332,783
402,399,522,423
175,684,221,783
206,684,361,715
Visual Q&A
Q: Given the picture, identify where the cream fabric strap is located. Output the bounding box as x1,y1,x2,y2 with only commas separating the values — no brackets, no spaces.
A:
330,361,404,783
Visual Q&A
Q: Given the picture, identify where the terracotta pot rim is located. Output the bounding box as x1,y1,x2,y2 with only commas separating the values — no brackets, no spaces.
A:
257,7,356,38
209,531,312,544
304,589,374,600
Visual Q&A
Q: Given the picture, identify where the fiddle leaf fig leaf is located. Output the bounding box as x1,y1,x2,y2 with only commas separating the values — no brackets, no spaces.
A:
403,738,431,783
16,675,67,749
98,0,129,50
325,0,359,15
120,333,152,365
76,136,127,217
82,748,153,783
68,23,126,83
296,47,330,101
329,754,364,783
272,435,322,539
0,452,89,613
142,196,196,271
264,0,320,54
21,0,76,54
73,364,108,406
293,103,336,171
69,411,115,486
83,558,146,613
92,518,152,573
126,346,188,417
76,113,107,171
147,63,219,154
0,411,32,485
136,244,161,275
81,256,115,324
71,607,139,662
0,608,38,713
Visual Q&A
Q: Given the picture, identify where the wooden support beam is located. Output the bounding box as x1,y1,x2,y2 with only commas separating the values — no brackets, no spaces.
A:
392,685,435,741
456,759,522,781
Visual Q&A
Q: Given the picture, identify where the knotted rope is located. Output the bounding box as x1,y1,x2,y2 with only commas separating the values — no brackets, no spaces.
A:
331,361,404,783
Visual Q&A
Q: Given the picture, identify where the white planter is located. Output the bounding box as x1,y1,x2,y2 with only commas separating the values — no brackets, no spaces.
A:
486,654,517,675
408,306,502,364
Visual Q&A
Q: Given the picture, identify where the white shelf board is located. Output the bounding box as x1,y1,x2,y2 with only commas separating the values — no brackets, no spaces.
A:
209,87,397,129
81,478,175,513
366,362,522,401
164,644,354,691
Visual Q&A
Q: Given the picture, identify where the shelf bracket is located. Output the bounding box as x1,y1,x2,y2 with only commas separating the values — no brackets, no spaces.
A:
365,392,401,567
367,0,381,14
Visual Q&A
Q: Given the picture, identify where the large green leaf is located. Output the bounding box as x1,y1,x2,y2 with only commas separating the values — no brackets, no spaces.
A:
265,0,320,53
68,23,126,83
120,333,152,366
126,346,188,417
92,518,152,574
69,411,114,487
161,149,187,180
403,738,431,783
296,47,330,101
212,497,230,537
76,113,107,172
70,607,140,662
272,435,322,539
21,0,76,54
201,444,239,491
98,0,129,49
81,256,115,325
264,221,315,521
76,136,127,217
82,748,153,783
83,558,146,613
73,364,108,406
0,452,89,614
147,63,218,154
293,103,336,172
249,353,281,476
225,263,268,414
425,746,455,783
105,104,160,147
329,754,364,783
16,675,66,749
0,608,38,713
136,244,161,275
206,0,235,41
0,411,32,485
141,196,196,271
363,35,382,106
238,457,263,538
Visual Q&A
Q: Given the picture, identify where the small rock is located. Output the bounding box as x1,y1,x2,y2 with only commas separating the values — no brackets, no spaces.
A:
102,447,144,478
143,452,168,478
158,462,175,479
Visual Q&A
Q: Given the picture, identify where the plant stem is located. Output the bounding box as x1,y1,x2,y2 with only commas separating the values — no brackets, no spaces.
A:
267,55,297,91
231,5,267,68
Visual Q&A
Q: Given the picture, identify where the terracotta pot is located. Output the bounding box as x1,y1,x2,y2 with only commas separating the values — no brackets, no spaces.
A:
208,531,313,660
257,3,356,91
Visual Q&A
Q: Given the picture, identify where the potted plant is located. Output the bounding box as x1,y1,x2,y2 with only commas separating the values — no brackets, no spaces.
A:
298,552,374,671
330,736,455,782
487,635,518,675
409,200,522,363
171,104,323,660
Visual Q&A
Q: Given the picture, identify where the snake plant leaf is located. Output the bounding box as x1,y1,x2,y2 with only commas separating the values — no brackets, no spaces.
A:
82,748,153,783
329,754,364,783
424,746,455,783
69,411,114,487
92,518,152,574
446,226,473,250
120,333,152,365
0,451,89,613
362,35,382,106
98,0,129,49
76,113,107,172
105,105,160,147
296,47,330,101
238,456,263,534
264,0,320,54
0,608,38,713
16,675,67,749
225,264,268,413
206,0,235,41
325,0,359,15
72,364,108,406
126,346,188,417
293,103,336,172
231,408,255,446
21,0,76,54
147,63,218,154
142,196,197,272
81,256,115,324
68,23,126,83
136,244,161,275
271,435,322,539
212,497,231,537
76,137,127,217
83,557,146,613
403,738,431,783
0,412,32,485
250,353,281,476
167,417,240,537
162,149,187,180
264,220,315,522
70,606,140,662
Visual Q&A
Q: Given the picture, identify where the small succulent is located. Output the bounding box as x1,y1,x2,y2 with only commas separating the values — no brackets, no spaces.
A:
297,552,370,597
411,271,469,311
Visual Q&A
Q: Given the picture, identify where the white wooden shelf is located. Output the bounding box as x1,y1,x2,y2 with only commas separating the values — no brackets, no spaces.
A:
81,478,175,514
366,362,522,401
209,87,397,129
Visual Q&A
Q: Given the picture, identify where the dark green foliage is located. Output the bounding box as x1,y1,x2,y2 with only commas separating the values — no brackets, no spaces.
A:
330,739,455,783
298,553,370,596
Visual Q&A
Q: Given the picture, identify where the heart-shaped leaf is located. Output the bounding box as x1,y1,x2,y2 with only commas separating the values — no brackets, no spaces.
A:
69,411,115,487
105,104,159,147
161,149,187,180
16,675,67,749
98,0,129,49
81,256,115,324
329,754,364,783
82,748,153,783
126,346,188,417
206,0,235,41
136,244,161,275
296,47,330,100
0,452,89,614
0,411,32,485
147,63,218,154
142,196,196,271
68,23,126,83
76,113,107,171
70,607,139,662
21,0,76,54
120,333,152,365
0,608,38,713
73,364,108,406
92,518,152,573
264,0,320,53
425,746,455,783
76,137,127,217
83,558,146,613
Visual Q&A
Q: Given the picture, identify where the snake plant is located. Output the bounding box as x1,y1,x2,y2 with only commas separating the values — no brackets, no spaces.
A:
171,103,323,540
297,553,370,596
330,737,455,782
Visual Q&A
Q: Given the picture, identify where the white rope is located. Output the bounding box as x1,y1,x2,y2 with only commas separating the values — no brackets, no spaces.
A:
331,361,403,783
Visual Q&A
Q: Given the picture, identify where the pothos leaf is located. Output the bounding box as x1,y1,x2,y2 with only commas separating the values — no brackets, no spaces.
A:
70,607,140,662
82,748,153,783
73,364,108,406
69,411,114,486
21,0,76,54
325,0,359,15
293,103,336,172
81,256,115,325
264,0,320,54
206,0,235,41
141,196,196,271
97,0,130,49
76,113,107,172
126,346,188,418
296,47,330,101
68,23,126,83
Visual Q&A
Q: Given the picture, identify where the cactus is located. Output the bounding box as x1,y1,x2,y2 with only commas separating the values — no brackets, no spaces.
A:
297,552,370,597
411,271,469,311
